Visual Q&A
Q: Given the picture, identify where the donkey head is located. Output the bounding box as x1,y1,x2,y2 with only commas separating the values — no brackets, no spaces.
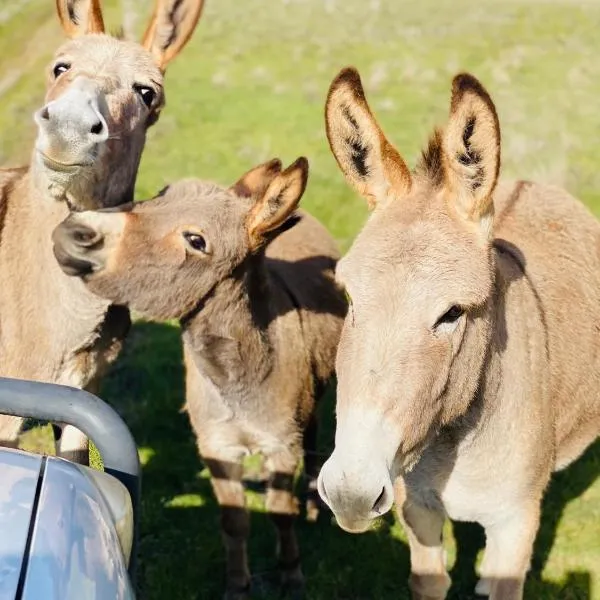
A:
51,158,309,320
33,0,204,210
317,67,501,532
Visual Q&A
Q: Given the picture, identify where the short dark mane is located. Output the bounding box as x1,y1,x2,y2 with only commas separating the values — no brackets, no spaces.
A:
110,26,125,40
415,127,445,187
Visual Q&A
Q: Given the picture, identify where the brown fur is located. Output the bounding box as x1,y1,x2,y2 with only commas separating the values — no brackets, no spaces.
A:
317,67,600,600
51,159,348,598
0,0,202,461
141,0,205,71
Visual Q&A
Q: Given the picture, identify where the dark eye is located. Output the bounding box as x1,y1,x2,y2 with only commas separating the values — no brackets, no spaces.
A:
134,85,156,108
53,62,70,78
435,305,464,328
183,232,208,254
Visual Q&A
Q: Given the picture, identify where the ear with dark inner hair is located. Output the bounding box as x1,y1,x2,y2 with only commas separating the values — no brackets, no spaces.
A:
441,72,501,230
141,0,205,71
325,66,411,209
231,158,283,199
55,0,105,37
246,157,309,250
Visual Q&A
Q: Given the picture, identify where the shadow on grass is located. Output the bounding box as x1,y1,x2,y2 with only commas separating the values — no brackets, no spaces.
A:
100,321,597,600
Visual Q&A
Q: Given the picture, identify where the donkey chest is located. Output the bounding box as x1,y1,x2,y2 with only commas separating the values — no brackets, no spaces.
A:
408,440,534,527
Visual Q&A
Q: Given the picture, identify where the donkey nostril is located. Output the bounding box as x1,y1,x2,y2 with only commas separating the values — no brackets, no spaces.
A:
90,121,103,136
71,226,101,247
372,486,387,515
40,106,50,121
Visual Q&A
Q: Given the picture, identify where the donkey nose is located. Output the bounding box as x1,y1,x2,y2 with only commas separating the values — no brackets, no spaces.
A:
34,79,109,164
317,454,394,533
35,100,108,141
52,219,104,277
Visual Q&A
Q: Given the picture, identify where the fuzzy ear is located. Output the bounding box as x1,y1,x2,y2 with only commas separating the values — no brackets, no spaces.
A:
230,158,282,199
442,73,500,233
247,157,309,249
325,67,411,209
141,0,204,71
55,0,105,37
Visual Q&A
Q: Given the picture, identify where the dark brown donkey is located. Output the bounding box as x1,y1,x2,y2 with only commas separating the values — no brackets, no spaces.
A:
51,158,348,598
0,0,203,462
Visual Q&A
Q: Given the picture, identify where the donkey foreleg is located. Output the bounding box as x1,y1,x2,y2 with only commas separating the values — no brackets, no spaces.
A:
394,479,451,600
55,424,90,465
265,449,304,598
203,451,250,600
478,504,540,600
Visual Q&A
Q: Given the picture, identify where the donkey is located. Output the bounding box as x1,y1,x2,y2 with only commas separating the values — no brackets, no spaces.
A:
316,67,600,600
51,158,348,598
0,0,203,462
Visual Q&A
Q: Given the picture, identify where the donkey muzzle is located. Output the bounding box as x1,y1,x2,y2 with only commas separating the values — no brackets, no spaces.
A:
34,77,108,168
52,216,104,277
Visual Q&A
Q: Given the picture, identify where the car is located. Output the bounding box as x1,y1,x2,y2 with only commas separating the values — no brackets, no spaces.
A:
0,377,140,600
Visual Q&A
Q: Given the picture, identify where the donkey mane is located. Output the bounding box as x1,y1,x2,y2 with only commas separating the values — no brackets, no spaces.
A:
415,128,445,187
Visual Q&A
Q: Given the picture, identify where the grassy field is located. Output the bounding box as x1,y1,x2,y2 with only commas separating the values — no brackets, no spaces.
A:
3,0,600,598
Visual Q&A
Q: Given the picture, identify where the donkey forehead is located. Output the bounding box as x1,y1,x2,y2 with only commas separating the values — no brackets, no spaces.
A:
137,179,252,230
340,205,492,304
55,36,162,83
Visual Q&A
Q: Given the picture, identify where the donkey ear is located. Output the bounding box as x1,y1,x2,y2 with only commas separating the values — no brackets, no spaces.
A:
141,0,204,71
442,73,500,232
247,157,309,249
230,159,283,199
325,67,411,209
55,0,105,37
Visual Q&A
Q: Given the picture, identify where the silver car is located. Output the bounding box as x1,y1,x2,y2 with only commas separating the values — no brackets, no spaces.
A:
0,378,140,600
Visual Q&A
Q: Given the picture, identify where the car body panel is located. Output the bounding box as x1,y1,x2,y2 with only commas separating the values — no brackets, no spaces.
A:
0,448,134,600
22,456,135,600
0,450,42,600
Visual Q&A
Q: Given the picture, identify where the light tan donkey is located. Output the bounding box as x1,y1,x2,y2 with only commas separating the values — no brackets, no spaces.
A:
51,158,348,598
316,67,600,600
0,0,203,462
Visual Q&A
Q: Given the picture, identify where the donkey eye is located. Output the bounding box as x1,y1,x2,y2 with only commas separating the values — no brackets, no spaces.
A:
134,85,156,108
53,62,70,78
183,232,208,254
435,305,464,328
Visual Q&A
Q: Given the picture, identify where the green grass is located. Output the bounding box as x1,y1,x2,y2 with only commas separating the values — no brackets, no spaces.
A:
4,0,600,598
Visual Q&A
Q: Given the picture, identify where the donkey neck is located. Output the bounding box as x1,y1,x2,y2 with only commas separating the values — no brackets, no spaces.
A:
0,170,120,385
182,256,281,395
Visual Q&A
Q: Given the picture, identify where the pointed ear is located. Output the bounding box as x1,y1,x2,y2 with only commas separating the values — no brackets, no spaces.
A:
442,73,500,233
55,0,105,37
325,67,411,209
141,0,204,72
230,158,282,199
247,157,309,249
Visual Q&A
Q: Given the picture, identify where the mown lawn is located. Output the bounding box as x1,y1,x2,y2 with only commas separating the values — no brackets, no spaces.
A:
3,0,600,598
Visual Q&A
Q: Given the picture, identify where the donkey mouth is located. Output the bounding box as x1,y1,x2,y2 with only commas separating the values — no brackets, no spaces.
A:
37,150,93,172
333,515,373,534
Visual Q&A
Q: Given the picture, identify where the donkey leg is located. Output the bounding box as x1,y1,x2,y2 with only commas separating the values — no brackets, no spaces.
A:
265,449,304,597
56,424,90,465
203,453,251,600
302,412,322,522
479,506,540,600
55,376,99,465
394,479,451,600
